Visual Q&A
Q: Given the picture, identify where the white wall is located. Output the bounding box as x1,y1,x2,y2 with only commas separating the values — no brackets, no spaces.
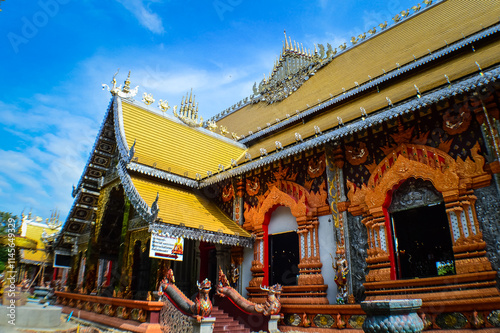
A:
241,207,336,302
241,246,253,298
318,214,337,304
268,206,298,234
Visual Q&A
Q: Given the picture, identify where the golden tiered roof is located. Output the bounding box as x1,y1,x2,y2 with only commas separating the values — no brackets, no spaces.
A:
120,99,246,179
130,176,251,237
108,95,253,245
239,39,500,162
216,0,500,141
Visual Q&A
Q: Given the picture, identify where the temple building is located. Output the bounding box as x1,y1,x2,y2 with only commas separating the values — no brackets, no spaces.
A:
54,0,500,331
19,211,64,287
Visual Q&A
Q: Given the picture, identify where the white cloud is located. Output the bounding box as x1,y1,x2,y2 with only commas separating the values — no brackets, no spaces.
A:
0,39,300,217
116,0,165,34
0,94,98,218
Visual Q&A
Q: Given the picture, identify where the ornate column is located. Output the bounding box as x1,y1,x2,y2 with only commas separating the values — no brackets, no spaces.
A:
443,190,491,274
194,240,201,284
230,246,243,293
234,176,245,226
363,212,391,283
325,144,355,302
297,216,324,286
249,230,264,287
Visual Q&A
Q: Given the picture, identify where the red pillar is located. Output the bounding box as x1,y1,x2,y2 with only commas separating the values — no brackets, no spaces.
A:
106,261,113,286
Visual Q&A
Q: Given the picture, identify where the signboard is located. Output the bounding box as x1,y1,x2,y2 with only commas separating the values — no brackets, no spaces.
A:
53,253,72,268
149,231,184,261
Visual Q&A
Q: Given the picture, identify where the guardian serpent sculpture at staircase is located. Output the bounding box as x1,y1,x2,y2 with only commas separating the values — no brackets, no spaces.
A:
158,268,282,324
158,269,212,322
216,267,282,316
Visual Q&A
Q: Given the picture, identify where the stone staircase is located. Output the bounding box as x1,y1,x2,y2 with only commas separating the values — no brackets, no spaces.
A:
211,305,250,333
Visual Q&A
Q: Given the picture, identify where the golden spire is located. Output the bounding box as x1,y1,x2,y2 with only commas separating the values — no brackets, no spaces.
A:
123,71,131,93
284,29,289,50
173,89,203,127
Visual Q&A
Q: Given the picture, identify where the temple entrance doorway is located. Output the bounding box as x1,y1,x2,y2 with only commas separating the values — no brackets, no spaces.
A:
267,206,300,286
388,178,455,280
268,231,300,286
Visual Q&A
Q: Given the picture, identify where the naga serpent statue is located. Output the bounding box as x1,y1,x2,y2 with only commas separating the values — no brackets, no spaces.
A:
216,267,282,316
158,269,212,322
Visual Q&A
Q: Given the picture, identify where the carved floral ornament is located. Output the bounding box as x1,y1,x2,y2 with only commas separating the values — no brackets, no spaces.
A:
243,178,328,232
307,154,326,178
244,186,308,231
346,143,490,215
246,177,260,196
221,183,234,202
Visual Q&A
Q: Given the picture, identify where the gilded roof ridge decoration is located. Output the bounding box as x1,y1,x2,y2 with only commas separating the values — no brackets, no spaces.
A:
173,89,204,127
207,0,445,125
116,158,158,224
127,162,199,188
200,65,500,187
120,97,247,149
250,31,324,105
116,161,254,247
113,97,133,164
72,98,115,197
56,98,115,249
238,22,500,145
54,190,84,247
149,222,253,248
102,70,139,99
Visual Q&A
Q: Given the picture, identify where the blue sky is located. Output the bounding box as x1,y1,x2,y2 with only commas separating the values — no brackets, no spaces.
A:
0,0,419,221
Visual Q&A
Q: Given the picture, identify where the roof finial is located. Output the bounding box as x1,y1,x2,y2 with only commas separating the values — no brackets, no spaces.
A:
123,71,131,93
284,29,289,50
172,90,203,127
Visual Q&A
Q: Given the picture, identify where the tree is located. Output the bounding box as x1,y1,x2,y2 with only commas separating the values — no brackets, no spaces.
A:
0,211,21,272
0,211,21,234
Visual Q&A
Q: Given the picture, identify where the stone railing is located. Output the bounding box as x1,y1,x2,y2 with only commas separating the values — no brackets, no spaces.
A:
55,291,163,324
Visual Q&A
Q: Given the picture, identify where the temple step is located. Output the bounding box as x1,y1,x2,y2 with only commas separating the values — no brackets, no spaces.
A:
211,305,250,333
364,271,500,301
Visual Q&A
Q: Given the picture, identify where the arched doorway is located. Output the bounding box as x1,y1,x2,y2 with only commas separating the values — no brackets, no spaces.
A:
387,178,455,279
